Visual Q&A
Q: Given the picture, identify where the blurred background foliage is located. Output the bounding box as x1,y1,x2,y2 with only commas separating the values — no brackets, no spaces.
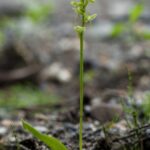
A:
0,0,53,47
0,0,55,108
0,84,59,109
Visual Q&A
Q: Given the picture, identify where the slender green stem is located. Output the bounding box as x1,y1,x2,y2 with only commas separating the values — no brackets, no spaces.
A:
79,32,84,150
79,1,85,150
71,0,96,149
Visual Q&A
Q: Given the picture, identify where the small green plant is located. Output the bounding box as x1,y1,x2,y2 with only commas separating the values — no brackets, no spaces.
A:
122,69,139,128
71,0,97,149
120,69,143,150
25,1,53,23
111,3,144,39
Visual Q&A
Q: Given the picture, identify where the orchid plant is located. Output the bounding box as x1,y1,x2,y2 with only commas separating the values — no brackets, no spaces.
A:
71,0,97,150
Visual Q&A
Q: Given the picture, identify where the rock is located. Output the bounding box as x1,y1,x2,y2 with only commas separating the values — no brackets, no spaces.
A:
101,89,127,104
0,0,25,17
14,27,52,65
139,76,150,89
1,120,21,127
35,126,48,133
91,91,127,116
146,129,150,137
40,63,72,83
91,97,101,107
34,114,48,122
112,120,128,135
87,21,114,39
91,103,124,123
0,126,7,136
83,123,97,132
57,38,80,52
129,44,144,58
107,1,133,19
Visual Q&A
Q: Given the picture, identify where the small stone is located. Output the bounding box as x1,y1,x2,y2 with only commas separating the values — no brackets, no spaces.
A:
0,0,25,17
146,129,150,137
0,126,7,136
112,120,128,134
139,76,150,89
1,120,21,127
108,1,133,18
35,126,48,133
87,21,114,39
40,63,72,83
84,105,91,114
58,38,80,52
1,120,12,127
91,97,101,107
129,45,144,58
9,136,16,142
34,114,48,122
58,69,71,82
84,123,97,132
91,103,124,123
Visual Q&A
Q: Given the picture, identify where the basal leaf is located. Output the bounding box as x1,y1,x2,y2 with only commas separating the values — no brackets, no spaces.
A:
22,120,68,150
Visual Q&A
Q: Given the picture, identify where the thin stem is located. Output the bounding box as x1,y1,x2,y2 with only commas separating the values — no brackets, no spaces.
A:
79,1,85,150
79,31,84,150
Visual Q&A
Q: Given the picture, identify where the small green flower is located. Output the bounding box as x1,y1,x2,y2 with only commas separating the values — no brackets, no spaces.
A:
70,1,82,7
74,26,86,34
85,14,97,23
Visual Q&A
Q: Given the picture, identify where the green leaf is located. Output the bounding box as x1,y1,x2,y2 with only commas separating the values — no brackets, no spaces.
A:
111,23,124,38
22,120,68,150
129,3,144,23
